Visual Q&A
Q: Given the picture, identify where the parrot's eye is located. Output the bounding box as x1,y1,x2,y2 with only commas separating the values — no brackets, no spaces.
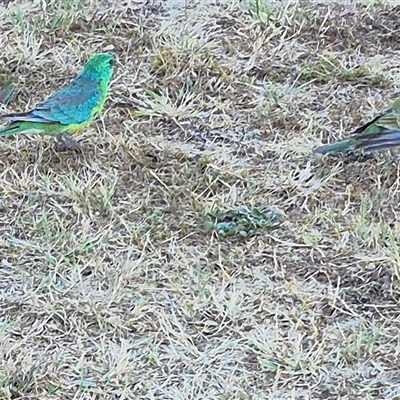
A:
109,58,114,66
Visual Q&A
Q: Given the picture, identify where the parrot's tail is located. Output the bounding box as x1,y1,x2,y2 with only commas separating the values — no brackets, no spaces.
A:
313,139,355,154
352,131,400,153
0,124,21,137
0,122,44,137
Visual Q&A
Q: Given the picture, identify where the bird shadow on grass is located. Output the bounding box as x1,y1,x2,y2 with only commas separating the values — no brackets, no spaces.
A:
0,136,98,175
310,151,379,187
39,140,96,169
311,149,400,190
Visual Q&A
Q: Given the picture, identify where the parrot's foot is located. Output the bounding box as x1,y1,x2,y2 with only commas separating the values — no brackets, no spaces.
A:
53,136,84,152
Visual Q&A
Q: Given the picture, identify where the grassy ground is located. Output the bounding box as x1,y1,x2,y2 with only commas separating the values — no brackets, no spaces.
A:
0,0,400,398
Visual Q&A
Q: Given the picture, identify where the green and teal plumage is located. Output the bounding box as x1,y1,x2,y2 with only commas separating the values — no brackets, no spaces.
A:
0,53,114,137
314,99,400,154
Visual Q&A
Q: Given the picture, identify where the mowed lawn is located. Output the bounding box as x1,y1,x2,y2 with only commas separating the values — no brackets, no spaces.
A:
1,0,400,399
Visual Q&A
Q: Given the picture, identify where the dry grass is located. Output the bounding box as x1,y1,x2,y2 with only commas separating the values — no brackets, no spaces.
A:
1,0,400,398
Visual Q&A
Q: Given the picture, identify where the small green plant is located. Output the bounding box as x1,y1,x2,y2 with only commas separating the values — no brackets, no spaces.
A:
205,206,281,238
0,79,14,105
248,0,285,24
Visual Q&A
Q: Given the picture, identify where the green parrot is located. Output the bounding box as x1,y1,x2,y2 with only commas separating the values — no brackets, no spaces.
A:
314,98,400,154
0,53,114,138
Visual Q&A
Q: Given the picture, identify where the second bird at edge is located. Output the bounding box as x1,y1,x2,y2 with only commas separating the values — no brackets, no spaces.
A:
314,98,400,154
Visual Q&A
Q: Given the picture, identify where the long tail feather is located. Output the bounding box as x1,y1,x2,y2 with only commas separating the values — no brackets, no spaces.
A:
0,123,44,137
360,141,400,152
355,135,400,153
313,139,355,154
0,124,21,136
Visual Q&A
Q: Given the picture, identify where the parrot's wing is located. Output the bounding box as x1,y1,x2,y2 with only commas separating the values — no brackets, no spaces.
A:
352,109,398,139
33,74,100,125
373,110,399,130
2,74,99,125
349,108,400,152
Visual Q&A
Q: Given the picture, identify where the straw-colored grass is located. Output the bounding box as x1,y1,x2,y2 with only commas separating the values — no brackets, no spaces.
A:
0,0,400,398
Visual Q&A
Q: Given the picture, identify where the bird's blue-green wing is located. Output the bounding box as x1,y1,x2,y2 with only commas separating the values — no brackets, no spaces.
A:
32,74,100,125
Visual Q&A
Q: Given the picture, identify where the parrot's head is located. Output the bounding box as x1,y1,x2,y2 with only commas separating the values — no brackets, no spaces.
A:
83,53,114,84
